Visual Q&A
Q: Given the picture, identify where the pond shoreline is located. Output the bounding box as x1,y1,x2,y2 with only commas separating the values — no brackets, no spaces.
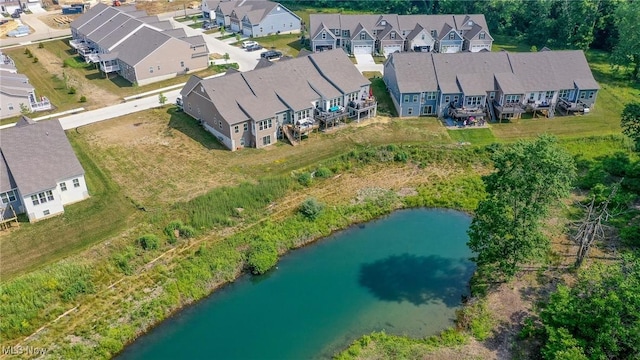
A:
115,206,473,358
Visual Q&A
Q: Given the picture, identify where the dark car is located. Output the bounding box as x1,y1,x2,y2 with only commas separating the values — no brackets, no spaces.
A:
245,44,263,52
261,50,282,60
201,21,218,30
11,11,20,18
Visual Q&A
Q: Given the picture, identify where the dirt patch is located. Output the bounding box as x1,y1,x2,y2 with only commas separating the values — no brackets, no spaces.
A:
38,13,80,29
135,0,200,15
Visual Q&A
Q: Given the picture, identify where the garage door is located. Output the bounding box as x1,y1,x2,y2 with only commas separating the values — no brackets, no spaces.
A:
353,45,372,54
383,45,402,57
470,44,490,52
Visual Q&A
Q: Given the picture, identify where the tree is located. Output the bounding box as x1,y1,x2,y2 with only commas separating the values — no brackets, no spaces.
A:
19,103,30,115
158,92,167,106
223,52,230,63
621,102,640,151
468,136,576,280
540,253,640,359
612,0,640,79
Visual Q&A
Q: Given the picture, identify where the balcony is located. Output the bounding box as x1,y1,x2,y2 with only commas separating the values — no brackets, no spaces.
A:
448,104,486,119
347,96,377,121
30,96,52,111
493,100,525,114
100,63,120,73
526,100,552,110
314,106,348,124
1,53,15,67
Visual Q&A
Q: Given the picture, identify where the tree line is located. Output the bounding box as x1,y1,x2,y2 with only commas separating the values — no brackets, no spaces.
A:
284,0,639,79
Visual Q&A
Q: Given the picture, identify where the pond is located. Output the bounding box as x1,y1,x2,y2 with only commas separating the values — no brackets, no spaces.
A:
117,208,474,359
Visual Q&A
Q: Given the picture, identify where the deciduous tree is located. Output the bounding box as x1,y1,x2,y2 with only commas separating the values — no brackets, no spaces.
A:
612,0,640,79
468,136,576,280
621,102,640,151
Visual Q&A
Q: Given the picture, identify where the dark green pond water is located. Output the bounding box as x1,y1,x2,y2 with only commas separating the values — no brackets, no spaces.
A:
117,209,474,360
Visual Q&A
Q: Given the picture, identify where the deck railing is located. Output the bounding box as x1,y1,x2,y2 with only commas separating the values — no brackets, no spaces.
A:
30,97,52,111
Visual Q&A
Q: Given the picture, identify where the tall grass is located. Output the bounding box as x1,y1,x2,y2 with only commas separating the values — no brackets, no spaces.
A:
174,177,293,229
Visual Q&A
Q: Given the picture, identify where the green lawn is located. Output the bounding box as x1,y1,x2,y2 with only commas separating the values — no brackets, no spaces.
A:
366,75,397,117
250,33,304,56
448,128,496,146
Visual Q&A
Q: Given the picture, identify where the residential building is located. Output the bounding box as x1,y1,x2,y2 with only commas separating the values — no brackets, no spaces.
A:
69,3,209,86
0,117,89,222
180,49,376,150
0,52,51,119
309,14,492,56
203,0,301,37
383,50,599,120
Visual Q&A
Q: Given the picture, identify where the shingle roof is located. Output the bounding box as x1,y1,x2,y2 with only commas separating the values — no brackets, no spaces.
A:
186,49,369,125
387,52,438,93
111,27,171,65
70,2,109,29
494,72,524,94
0,151,16,193
0,73,33,97
456,73,487,95
0,119,84,196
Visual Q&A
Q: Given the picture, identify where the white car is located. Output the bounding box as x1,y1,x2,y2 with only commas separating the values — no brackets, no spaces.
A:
241,40,258,48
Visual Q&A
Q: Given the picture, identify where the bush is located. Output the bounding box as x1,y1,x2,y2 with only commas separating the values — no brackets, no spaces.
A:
247,241,278,274
394,150,408,163
79,95,87,103
299,197,324,220
297,172,312,186
38,42,44,49
68,86,77,95
315,167,333,178
33,57,39,63
138,234,160,250
179,225,196,238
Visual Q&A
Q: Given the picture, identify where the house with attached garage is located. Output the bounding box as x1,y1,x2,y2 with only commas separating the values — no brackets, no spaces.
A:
203,0,300,37
69,3,209,86
309,13,492,56
0,116,89,223
0,52,52,119
383,50,599,121
179,49,376,150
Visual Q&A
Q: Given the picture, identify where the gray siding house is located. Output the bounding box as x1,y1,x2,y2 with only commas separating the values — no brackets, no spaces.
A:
180,49,376,150
0,52,51,119
309,14,492,56
208,0,300,37
383,50,599,120
70,3,209,86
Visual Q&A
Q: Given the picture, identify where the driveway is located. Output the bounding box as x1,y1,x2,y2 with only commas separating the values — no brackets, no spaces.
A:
353,53,384,74
0,12,71,48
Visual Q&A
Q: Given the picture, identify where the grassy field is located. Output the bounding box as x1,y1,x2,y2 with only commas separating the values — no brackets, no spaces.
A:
233,33,304,56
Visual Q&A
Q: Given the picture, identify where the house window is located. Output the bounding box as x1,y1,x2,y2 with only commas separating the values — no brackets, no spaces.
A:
234,125,239,133
60,182,67,191
426,92,436,100
380,20,386,26
73,178,80,188
43,210,50,216
588,91,595,99
296,109,310,120
423,105,433,115
157,66,160,70
412,95,418,102
335,29,339,35
421,34,425,40
31,195,39,206
258,119,273,130
8,103,13,110
219,120,222,129
479,31,485,40
243,123,248,131
489,92,495,99
180,61,185,67
262,135,271,146
343,30,348,37
448,32,455,40
445,95,450,103
559,89,570,99
580,92,586,99
360,32,366,40
403,95,410,103
465,96,482,106
430,30,436,38
46,190,54,201
529,93,535,101
545,91,554,99
453,95,459,103
505,94,521,103
407,107,413,115
390,32,395,39
321,32,326,40
0,190,16,204
149,67,153,73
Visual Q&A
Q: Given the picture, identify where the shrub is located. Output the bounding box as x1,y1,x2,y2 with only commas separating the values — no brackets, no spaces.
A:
315,167,333,178
68,86,77,95
394,150,408,163
299,197,324,220
33,57,39,63
247,241,278,274
179,225,196,238
38,42,44,49
138,234,160,250
297,172,312,186
79,95,87,103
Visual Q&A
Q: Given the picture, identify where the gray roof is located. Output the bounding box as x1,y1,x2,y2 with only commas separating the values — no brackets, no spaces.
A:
111,26,171,65
0,73,33,97
386,50,599,96
0,151,16,193
0,119,84,196
186,48,369,125
70,2,109,30
387,52,438,93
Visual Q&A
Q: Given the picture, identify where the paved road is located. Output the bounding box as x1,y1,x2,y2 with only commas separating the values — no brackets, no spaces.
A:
0,12,71,48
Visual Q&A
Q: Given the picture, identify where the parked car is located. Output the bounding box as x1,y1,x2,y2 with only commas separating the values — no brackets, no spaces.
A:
241,40,258,48
245,44,263,52
261,50,283,60
11,11,20,18
201,21,218,30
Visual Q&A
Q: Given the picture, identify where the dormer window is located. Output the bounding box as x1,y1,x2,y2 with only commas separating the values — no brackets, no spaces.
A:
390,32,395,39
467,21,473,26
381,20,386,26
479,31,486,40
